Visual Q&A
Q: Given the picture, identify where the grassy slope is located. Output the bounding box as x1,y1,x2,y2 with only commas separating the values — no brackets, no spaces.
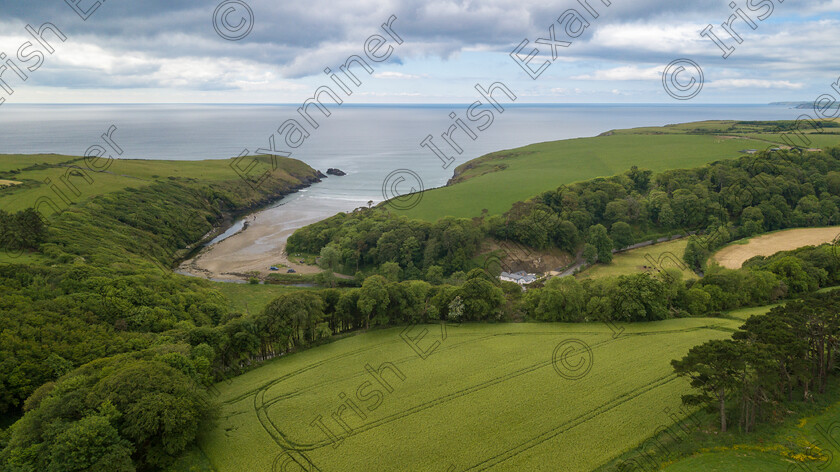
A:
598,296,840,472
198,319,742,472
576,238,697,281
0,153,318,306
211,282,318,316
658,389,840,472
0,154,313,213
400,120,840,221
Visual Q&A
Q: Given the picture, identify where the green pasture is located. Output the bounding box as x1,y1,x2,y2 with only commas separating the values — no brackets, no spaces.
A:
721,304,779,321
398,120,840,222
576,238,697,281
659,392,840,471
402,133,772,221
0,154,312,214
199,319,741,471
211,281,317,316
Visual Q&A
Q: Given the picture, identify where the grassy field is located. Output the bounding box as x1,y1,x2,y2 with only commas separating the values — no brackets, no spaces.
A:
658,390,840,472
399,121,840,221
712,226,840,269
576,238,697,281
660,451,795,471
721,304,779,321
211,282,317,316
198,319,742,471
0,154,313,213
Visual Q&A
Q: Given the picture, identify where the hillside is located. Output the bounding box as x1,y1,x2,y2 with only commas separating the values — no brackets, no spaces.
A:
400,120,840,221
0,154,318,265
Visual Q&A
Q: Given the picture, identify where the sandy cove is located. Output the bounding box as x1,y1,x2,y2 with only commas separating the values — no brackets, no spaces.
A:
178,195,357,281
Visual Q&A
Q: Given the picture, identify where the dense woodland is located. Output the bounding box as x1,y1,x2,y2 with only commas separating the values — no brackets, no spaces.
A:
0,172,314,471
4,147,840,470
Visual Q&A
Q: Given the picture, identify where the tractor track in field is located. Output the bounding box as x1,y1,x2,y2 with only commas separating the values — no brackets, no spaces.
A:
253,324,730,409
464,374,679,470
257,333,643,451
214,323,729,468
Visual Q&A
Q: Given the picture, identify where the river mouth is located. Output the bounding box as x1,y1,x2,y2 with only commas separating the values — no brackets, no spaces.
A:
178,189,367,282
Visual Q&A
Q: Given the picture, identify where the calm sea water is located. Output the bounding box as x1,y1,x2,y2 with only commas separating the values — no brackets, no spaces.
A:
0,103,805,215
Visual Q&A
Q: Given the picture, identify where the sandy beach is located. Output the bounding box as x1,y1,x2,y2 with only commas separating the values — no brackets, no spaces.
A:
178,192,360,281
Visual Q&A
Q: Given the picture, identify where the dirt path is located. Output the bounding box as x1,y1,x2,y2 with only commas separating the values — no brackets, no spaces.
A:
712,226,840,269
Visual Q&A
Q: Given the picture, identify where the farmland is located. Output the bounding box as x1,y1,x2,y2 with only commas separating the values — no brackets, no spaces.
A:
399,120,840,221
711,226,840,269
198,320,740,472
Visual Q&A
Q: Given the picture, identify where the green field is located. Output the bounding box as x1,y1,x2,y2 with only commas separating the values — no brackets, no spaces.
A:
211,282,317,315
658,392,840,472
721,304,779,321
400,121,840,221
660,451,795,471
199,320,742,471
576,238,697,281
0,154,313,213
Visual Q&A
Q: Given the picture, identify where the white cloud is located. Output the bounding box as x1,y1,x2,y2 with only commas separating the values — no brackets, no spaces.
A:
708,79,805,89
373,71,423,79
572,65,661,81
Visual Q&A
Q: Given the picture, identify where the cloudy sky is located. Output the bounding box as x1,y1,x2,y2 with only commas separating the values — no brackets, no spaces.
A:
1,0,838,104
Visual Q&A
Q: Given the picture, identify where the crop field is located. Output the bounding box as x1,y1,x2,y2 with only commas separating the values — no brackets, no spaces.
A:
576,238,697,281
199,320,742,471
711,226,840,269
399,121,840,222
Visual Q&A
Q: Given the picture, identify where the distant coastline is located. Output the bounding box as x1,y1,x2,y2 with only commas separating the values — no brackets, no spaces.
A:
769,101,840,109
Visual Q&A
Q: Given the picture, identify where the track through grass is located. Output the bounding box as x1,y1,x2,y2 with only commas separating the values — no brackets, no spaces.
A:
199,320,743,471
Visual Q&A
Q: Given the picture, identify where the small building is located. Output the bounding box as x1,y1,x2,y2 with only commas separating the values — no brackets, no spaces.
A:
500,270,537,285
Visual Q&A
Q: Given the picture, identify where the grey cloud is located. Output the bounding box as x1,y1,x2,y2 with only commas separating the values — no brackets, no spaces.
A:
1,0,837,89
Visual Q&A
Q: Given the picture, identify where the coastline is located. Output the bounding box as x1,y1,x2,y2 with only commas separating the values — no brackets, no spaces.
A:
177,188,362,281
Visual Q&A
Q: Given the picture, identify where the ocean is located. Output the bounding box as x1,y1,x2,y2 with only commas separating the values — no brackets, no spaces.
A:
0,103,809,255
0,103,808,211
